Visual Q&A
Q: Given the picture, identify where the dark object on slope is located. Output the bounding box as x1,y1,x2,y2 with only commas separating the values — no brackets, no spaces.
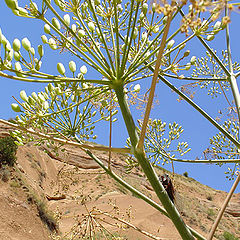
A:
0,136,17,167
159,174,175,203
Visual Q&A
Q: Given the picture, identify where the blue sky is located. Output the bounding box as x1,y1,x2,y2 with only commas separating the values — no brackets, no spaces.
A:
0,1,240,193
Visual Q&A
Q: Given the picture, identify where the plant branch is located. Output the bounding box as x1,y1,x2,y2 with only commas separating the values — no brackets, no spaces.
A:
137,13,173,151
151,73,240,149
113,84,194,239
85,149,206,240
207,172,240,240
0,119,130,154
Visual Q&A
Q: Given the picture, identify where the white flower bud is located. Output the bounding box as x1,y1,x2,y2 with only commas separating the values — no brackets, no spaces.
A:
5,41,11,51
6,49,13,61
207,34,215,41
38,45,44,57
48,83,55,92
163,16,168,24
139,12,145,21
1,35,7,45
43,101,49,110
213,21,222,32
152,3,156,12
14,51,20,61
71,24,77,32
117,4,123,12
44,24,51,34
179,43,186,50
20,90,28,102
11,103,21,112
30,2,38,11
63,14,70,27
5,0,18,10
52,17,61,30
82,83,88,89
35,60,42,71
132,28,138,40
183,50,190,57
41,35,48,44
55,87,61,95
88,22,95,32
201,20,209,31
153,25,159,33
57,62,65,75
167,39,175,49
22,37,31,51
134,84,141,92
190,56,196,65
142,3,148,15
38,93,45,102
13,38,21,51
80,65,87,74
31,92,38,100
49,38,57,50
15,62,22,71
17,7,28,17
78,29,85,38
69,60,76,72
28,96,35,105
30,47,35,56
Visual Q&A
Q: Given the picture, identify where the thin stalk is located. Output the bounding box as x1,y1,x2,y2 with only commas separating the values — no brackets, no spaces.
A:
207,8,240,239
235,71,240,78
137,13,173,151
120,0,140,77
154,73,240,149
87,0,116,76
207,172,240,240
162,73,227,81
43,18,111,79
179,9,231,77
123,8,183,79
113,0,120,78
197,36,230,77
43,0,110,74
113,84,194,239
85,149,206,240
0,119,130,154
225,15,240,123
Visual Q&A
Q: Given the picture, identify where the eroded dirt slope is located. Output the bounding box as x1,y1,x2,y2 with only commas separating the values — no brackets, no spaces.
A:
0,122,239,240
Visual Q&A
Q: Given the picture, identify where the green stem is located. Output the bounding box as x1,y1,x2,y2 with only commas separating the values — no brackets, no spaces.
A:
87,0,116,76
0,119,130,154
225,12,240,125
197,36,230,77
120,0,140,78
162,73,227,81
150,72,240,149
85,149,206,240
113,0,120,78
113,84,194,240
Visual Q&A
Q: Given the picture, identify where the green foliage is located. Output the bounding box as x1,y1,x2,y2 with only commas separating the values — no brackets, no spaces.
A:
183,171,189,178
0,136,17,166
0,167,11,182
223,231,239,240
37,201,58,232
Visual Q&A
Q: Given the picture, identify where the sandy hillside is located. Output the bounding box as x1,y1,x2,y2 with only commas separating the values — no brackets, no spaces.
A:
0,122,239,240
